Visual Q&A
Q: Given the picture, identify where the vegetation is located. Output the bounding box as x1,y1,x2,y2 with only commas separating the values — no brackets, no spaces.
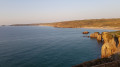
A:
41,18,120,28
109,31,120,37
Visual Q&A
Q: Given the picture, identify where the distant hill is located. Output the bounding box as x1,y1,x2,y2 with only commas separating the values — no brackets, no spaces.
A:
11,18,120,28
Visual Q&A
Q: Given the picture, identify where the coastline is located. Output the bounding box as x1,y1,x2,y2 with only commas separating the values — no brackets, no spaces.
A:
39,25,120,30
73,31,120,67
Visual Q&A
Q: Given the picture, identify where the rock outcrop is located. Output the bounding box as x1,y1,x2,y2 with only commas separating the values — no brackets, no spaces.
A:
101,33,118,58
90,32,102,41
82,31,89,34
100,32,120,58
89,32,119,58
90,32,100,38
102,32,113,43
73,53,120,67
73,55,120,67
97,34,102,41
101,40,117,58
74,31,120,67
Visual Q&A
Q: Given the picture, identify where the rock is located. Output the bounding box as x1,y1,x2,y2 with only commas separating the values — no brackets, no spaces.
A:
83,31,89,34
102,32,108,42
102,32,113,43
97,34,102,41
117,37,120,48
101,38,117,58
90,32,100,38
101,32,120,58
73,57,114,67
110,53,120,61
102,32,108,35
90,33,95,38
101,43,113,58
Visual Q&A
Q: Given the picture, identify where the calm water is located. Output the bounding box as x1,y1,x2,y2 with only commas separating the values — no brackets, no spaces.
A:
0,26,114,67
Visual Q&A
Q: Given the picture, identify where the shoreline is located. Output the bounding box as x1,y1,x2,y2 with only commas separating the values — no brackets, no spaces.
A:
74,31,120,67
82,27,120,30
40,25,120,30
38,25,120,30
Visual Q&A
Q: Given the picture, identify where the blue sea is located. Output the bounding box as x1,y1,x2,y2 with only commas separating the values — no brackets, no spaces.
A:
0,26,114,67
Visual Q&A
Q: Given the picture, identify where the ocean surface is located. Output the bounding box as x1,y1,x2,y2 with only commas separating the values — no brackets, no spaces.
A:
0,26,115,67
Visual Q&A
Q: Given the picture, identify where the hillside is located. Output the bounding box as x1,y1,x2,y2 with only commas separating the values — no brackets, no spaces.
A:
11,18,120,29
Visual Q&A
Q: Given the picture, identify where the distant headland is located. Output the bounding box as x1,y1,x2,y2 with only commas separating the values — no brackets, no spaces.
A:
11,18,120,30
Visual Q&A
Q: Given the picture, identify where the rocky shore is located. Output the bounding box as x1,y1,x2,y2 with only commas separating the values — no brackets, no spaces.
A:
88,31,120,58
73,31,120,67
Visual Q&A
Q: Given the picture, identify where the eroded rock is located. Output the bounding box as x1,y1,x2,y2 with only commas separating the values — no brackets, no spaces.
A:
90,32,100,38
101,34,117,58
83,31,89,34
97,34,102,41
102,32,113,43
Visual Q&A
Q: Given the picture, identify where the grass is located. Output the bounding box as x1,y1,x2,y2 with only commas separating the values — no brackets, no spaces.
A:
39,18,120,28
109,31,120,37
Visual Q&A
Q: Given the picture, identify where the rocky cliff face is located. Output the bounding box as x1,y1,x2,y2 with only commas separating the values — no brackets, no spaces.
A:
101,39,117,58
100,32,120,58
97,34,102,41
101,32,118,58
73,31,120,67
90,31,120,58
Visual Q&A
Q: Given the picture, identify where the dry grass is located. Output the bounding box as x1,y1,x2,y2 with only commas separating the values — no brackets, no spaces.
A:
38,18,120,28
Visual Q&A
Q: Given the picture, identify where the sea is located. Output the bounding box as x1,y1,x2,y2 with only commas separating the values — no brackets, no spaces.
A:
0,26,115,67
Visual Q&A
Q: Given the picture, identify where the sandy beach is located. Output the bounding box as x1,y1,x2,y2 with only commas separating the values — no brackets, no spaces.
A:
82,27,120,30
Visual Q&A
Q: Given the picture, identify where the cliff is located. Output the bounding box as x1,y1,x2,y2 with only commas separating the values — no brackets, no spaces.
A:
73,31,120,67
89,31,120,58
101,31,120,58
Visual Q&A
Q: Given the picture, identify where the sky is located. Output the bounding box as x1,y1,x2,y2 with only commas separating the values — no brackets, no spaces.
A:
0,0,120,25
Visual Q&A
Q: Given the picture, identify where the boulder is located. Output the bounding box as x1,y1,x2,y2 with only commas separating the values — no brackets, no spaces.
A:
83,31,89,34
90,32,100,38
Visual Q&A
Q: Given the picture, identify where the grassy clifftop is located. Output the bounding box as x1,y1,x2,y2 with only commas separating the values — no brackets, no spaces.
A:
109,31,120,37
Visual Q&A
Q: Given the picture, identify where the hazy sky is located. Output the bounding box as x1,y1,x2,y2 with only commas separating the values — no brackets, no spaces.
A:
0,0,120,25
